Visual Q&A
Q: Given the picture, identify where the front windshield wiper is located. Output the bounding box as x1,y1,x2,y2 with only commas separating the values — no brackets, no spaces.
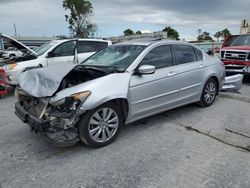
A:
107,66,125,73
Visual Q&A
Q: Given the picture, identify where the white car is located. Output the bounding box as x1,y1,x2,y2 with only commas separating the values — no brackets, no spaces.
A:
1,34,111,85
2,47,23,59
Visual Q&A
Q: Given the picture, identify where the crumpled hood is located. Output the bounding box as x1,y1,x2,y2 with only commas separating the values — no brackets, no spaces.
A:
18,64,77,97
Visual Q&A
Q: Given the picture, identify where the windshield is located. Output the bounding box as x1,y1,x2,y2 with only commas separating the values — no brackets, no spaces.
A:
81,45,146,70
229,35,250,46
34,41,57,56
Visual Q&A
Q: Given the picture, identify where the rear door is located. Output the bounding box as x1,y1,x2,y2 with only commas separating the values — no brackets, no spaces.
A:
172,44,205,103
77,41,108,63
47,40,77,66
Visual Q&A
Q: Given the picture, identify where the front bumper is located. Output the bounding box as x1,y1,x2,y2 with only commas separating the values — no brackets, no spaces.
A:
15,102,50,132
15,102,80,147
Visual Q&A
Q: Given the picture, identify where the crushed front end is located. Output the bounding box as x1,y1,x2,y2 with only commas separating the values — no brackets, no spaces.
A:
15,87,88,147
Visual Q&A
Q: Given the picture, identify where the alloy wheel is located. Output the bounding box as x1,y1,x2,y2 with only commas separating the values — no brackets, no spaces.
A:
88,107,119,143
204,81,216,104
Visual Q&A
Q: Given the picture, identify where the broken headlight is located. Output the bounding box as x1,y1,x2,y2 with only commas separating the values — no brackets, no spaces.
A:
55,91,91,111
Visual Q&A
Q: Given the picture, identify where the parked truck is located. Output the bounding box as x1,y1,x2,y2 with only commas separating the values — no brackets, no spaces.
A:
220,34,250,75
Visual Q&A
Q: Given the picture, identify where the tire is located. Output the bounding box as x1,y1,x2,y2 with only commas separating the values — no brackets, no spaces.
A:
78,102,123,148
198,78,218,107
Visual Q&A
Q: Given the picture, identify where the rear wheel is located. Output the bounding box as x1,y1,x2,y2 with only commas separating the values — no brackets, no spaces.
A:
198,78,218,107
78,102,123,148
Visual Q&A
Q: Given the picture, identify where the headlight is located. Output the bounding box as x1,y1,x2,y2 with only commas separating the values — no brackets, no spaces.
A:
6,63,17,70
54,91,91,111
67,91,91,110
71,91,91,101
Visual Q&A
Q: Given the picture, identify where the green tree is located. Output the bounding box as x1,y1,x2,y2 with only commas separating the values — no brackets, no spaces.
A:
124,29,134,36
197,31,213,41
221,28,231,37
56,35,70,39
135,31,142,35
63,0,96,38
214,31,222,41
162,27,180,40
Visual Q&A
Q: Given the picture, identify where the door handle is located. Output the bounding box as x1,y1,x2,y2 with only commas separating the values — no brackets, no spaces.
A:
199,64,205,68
168,71,176,76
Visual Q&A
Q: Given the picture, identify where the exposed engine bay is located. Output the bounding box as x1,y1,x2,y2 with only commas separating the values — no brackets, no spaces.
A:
58,65,109,91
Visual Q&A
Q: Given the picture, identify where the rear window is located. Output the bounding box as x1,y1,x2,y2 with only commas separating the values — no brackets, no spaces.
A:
174,45,197,64
77,41,108,53
194,48,203,61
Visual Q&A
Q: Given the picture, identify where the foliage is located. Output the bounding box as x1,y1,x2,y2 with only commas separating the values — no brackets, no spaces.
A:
197,31,213,41
162,27,180,40
63,0,96,38
214,28,231,40
135,31,142,35
56,35,70,39
124,29,134,36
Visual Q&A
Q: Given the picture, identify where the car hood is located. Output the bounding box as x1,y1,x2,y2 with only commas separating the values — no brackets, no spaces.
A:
222,45,250,51
0,34,38,56
18,64,77,97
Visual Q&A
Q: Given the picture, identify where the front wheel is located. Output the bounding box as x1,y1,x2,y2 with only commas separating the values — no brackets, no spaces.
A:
198,78,218,107
78,102,123,148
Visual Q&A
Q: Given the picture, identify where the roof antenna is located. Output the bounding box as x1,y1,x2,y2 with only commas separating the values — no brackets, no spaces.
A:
13,23,17,37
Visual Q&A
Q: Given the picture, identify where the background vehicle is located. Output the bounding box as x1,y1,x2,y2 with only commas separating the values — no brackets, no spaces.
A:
2,47,23,59
0,34,111,85
15,39,225,148
220,34,250,75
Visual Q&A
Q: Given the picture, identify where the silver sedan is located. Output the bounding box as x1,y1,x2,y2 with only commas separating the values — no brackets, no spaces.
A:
15,39,225,147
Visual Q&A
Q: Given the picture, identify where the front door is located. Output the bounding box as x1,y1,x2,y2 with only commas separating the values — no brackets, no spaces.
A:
129,45,179,120
47,40,77,66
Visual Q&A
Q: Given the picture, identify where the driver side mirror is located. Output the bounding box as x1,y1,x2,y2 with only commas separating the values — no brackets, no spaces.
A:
47,51,54,58
135,65,156,75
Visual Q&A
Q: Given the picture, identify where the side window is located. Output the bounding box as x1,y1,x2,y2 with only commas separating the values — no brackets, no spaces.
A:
52,41,76,57
78,41,108,53
96,42,108,51
78,41,97,53
174,45,197,64
139,45,173,69
194,48,203,61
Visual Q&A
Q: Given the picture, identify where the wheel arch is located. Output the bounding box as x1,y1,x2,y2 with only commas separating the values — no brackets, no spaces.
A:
82,97,129,121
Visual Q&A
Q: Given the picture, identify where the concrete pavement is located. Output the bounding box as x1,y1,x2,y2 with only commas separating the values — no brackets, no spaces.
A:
0,84,250,188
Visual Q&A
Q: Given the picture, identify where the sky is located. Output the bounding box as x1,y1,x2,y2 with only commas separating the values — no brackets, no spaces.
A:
0,0,250,40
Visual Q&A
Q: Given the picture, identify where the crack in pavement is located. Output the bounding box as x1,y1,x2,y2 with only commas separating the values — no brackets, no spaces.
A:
220,93,250,103
225,128,250,139
163,114,250,153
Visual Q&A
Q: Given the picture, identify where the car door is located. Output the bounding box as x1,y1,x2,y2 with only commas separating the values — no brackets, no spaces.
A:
172,44,205,103
47,40,76,66
129,45,179,120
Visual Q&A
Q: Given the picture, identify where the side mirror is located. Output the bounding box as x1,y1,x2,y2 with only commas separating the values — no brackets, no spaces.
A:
47,51,53,58
136,65,156,75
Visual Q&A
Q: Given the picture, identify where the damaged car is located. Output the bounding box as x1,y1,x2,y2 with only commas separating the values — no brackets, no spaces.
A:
15,39,225,148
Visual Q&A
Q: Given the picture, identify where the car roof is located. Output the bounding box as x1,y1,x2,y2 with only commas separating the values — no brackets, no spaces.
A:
117,38,193,46
51,38,111,44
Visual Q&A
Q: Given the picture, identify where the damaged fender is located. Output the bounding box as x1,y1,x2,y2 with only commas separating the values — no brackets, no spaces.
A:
49,72,131,111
